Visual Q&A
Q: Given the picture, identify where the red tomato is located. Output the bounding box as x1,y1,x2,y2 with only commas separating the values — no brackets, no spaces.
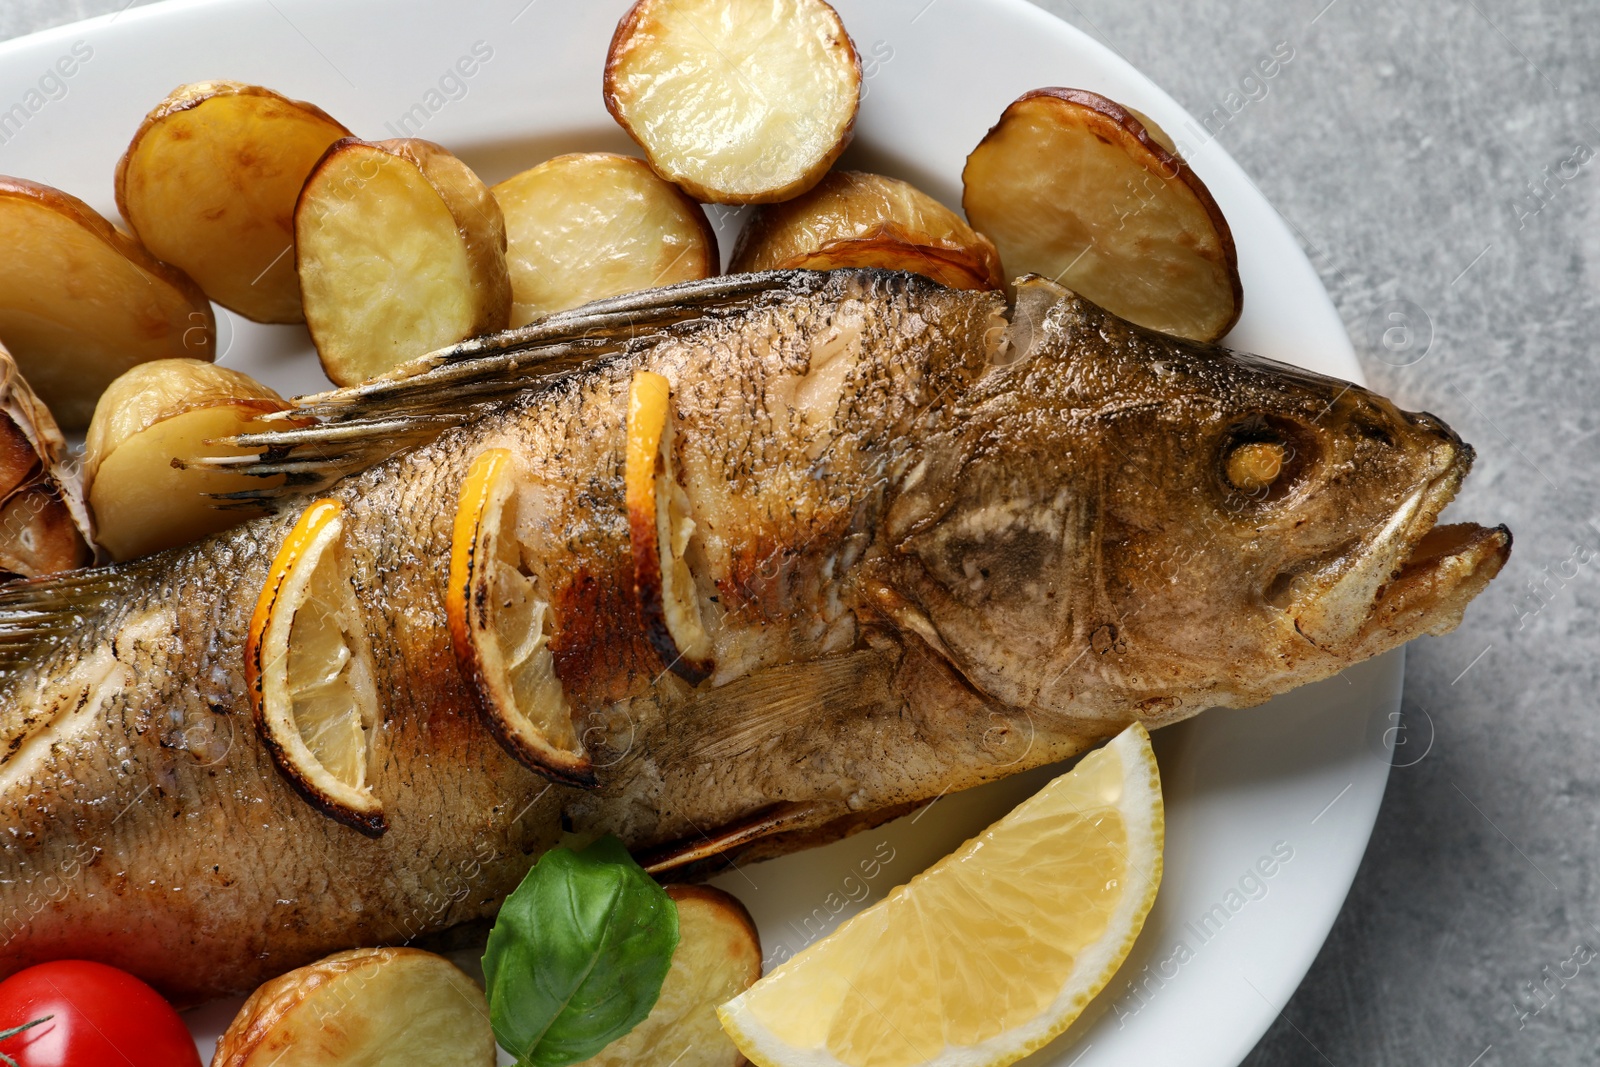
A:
0,961,200,1067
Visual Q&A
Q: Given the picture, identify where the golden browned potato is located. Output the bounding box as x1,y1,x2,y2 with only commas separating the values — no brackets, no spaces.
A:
115,81,350,324
730,170,1003,290
213,947,495,1067
578,885,761,1067
604,0,861,204
962,88,1241,342
0,344,93,577
84,359,293,561
0,177,215,430
493,153,718,326
296,137,511,386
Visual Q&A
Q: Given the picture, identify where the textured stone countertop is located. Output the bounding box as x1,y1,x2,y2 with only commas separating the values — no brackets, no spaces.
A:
1,1,1594,1063
1020,5,1597,1065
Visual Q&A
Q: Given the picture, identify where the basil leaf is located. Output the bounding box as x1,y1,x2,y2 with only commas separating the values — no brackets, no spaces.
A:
482,835,679,1067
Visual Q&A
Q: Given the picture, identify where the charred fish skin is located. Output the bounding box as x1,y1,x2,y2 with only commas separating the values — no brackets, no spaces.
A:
869,279,1509,727
0,270,1507,1002
0,272,1008,999
622,278,1512,868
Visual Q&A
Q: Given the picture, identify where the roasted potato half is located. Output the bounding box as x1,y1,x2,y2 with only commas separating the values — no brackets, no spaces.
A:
116,81,350,324
494,153,718,326
579,885,761,1067
730,170,1003,290
0,344,93,577
604,0,861,204
963,88,1241,342
84,359,292,561
0,177,214,430
296,137,511,386
213,947,495,1067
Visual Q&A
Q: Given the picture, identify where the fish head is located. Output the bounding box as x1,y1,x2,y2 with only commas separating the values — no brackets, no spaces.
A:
877,278,1510,723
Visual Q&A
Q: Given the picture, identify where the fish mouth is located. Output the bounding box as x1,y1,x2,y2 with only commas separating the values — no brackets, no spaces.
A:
1291,464,1511,653
1351,517,1511,648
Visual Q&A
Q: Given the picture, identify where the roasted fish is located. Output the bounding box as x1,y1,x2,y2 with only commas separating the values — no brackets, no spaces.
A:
0,271,1508,1001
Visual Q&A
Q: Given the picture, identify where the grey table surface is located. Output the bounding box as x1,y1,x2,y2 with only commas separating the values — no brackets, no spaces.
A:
1,0,1593,1064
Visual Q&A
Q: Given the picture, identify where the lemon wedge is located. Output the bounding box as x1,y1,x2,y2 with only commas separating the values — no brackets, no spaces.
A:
245,497,384,835
718,723,1163,1067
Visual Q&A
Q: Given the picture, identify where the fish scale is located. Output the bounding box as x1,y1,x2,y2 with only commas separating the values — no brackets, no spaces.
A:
0,269,1506,1002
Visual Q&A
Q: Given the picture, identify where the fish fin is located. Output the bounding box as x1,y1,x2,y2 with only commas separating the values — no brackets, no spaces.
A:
192,272,834,503
624,649,900,875
637,801,819,875
0,565,141,677
638,801,922,878
669,648,898,765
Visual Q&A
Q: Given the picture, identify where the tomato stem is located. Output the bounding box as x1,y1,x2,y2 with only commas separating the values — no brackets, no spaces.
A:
0,1014,53,1066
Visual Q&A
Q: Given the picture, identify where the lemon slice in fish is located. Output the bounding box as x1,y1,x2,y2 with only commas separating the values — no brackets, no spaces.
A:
626,370,712,683
446,447,590,786
245,498,384,835
718,723,1164,1067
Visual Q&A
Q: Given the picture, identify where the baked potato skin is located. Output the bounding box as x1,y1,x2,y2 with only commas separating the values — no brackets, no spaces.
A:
212,947,495,1067
0,176,214,430
963,87,1241,342
0,342,93,577
730,170,1004,291
114,81,350,324
84,359,291,561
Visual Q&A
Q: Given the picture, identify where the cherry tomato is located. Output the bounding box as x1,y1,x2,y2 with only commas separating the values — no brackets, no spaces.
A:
0,961,200,1067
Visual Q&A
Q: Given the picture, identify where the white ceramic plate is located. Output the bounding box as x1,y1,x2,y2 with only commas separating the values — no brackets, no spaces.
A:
0,1,1396,1063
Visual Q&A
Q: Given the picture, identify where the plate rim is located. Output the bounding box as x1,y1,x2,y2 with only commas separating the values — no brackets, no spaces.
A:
0,3,1390,1064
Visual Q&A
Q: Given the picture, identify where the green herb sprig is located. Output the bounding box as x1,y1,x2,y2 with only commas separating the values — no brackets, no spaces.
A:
483,836,679,1067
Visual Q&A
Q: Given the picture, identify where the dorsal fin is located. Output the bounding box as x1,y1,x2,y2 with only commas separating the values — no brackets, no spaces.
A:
192,271,833,505
0,564,141,678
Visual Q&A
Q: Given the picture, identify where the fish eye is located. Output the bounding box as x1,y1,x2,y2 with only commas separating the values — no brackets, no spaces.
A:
1225,440,1285,494
1217,415,1315,505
